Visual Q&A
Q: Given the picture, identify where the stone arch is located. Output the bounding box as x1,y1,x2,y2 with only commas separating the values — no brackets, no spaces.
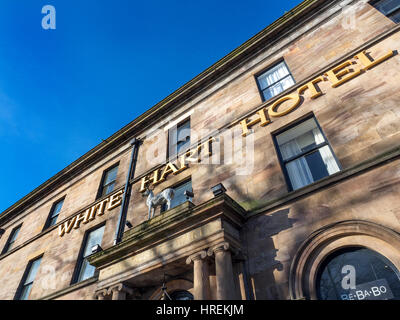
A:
289,220,400,300
149,279,194,300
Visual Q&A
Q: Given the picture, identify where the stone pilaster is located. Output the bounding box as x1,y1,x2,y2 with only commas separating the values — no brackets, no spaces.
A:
108,283,135,300
186,250,210,300
94,289,108,300
207,242,236,300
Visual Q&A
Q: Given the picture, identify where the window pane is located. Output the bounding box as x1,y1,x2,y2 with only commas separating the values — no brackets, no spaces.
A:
9,226,21,243
104,166,118,186
374,0,400,15
103,182,115,196
77,258,96,282
162,180,193,212
276,118,321,161
305,151,330,182
262,75,295,101
257,61,295,100
170,119,191,157
4,226,21,253
19,283,33,301
48,215,58,227
82,226,105,258
317,248,400,300
25,257,42,284
52,199,64,217
257,62,290,90
390,9,400,22
76,225,105,283
276,117,340,191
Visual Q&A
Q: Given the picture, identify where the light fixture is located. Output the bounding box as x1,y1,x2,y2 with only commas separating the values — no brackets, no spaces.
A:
184,190,194,201
126,221,133,229
211,183,227,197
161,273,172,300
91,244,103,254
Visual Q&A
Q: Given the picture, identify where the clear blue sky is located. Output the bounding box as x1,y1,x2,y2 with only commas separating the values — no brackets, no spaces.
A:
0,0,302,213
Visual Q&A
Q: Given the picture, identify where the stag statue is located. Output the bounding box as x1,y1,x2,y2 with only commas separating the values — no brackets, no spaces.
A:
143,187,175,220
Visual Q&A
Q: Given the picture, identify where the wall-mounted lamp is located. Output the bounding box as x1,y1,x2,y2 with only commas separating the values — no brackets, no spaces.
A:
126,221,133,229
211,183,227,197
184,190,194,201
91,244,103,254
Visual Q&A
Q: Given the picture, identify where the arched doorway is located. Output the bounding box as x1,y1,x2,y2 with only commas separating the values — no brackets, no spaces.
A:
289,220,400,300
316,247,400,300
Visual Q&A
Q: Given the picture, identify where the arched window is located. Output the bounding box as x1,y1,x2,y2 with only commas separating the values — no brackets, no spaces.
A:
316,247,400,300
170,290,194,301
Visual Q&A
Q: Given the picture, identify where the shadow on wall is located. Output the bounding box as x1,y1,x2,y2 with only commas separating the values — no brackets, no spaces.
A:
243,208,297,300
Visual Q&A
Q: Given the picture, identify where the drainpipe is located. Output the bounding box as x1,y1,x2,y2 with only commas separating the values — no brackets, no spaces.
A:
113,138,141,245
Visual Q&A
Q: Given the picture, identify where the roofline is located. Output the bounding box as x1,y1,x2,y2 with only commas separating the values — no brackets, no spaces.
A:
0,0,331,225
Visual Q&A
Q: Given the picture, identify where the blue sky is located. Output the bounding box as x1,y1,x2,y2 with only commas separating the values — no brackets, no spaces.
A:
0,0,302,213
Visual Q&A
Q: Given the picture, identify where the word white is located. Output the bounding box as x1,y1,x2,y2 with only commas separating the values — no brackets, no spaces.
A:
42,5,56,30
58,190,124,237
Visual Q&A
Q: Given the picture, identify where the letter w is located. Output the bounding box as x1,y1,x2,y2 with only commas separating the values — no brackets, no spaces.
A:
59,216,77,237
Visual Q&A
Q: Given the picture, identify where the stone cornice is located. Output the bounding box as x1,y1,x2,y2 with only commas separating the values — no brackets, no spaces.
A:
0,0,329,225
88,193,246,268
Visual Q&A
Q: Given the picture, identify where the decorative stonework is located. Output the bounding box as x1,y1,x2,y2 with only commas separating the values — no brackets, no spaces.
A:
186,250,207,265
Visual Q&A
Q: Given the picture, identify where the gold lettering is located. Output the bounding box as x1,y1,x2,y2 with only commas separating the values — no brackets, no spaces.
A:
82,206,97,224
298,76,325,99
73,211,89,229
355,50,395,70
240,108,270,137
185,149,199,163
159,162,179,182
96,198,109,216
139,169,160,192
58,216,77,237
108,190,124,210
268,93,301,117
325,60,362,88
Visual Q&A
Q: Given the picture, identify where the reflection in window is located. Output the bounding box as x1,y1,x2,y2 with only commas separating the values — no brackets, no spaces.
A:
161,180,193,212
169,119,191,158
2,225,22,254
371,0,400,23
275,117,340,191
15,256,42,300
44,198,64,229
99,165,118,198
257,61,295,101
317,247,400,300
74,225,105,283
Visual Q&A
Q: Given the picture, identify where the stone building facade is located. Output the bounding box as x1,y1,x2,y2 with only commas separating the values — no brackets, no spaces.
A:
1,0,400,300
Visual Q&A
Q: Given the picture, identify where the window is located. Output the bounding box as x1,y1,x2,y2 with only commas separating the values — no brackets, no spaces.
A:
43,198,64,230
274,117,340,191
2,224,22,254
317,247,400,300
15,256,42,300
256,61,295,101
98,164,119,198
73,225,105,284
161,180,193,212
168,118,191,158
371,0,400,23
